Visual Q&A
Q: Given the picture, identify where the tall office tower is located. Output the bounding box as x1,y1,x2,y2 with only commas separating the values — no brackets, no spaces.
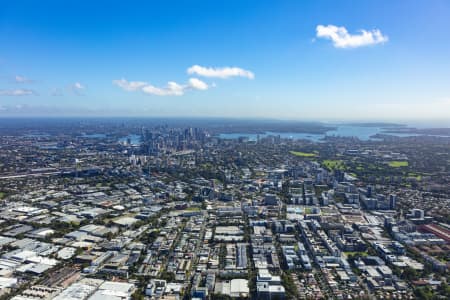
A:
389,194,397,210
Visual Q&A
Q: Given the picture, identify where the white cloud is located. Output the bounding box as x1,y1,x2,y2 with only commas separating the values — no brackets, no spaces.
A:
142,81,185,96
15,75,33,83
0,89,37,96
73,82,84,90
113,77,209,96
187,65,255,79
71,82,85,95
316,25,388,48
188,78,208,90
112,78,148,91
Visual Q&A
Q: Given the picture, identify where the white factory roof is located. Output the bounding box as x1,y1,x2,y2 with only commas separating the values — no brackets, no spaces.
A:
0,276,17,289
53,279,104,300
113,216,138,227
88,281,134,300
230,279,249,297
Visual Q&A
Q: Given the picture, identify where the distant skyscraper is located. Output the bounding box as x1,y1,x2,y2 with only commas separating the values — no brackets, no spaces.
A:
412,208,425,219
367,185,373,198
389,194,397,210
334,170,344,182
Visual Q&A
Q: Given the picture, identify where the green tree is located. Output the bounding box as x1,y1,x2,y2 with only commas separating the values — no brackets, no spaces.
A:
159,271,175,282
131,290,144,300
401,267,418,281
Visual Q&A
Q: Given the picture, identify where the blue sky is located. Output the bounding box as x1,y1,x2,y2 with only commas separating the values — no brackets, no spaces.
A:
0,0,449,122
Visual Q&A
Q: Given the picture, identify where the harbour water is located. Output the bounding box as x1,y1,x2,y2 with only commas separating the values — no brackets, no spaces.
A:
218,125,422,142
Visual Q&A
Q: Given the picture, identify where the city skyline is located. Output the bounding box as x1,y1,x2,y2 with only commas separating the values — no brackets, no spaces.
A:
1,1,450,122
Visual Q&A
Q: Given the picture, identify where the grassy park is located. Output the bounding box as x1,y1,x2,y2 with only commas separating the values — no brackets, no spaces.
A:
388,161,409,167
323,159,345,170
290,151,317,157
